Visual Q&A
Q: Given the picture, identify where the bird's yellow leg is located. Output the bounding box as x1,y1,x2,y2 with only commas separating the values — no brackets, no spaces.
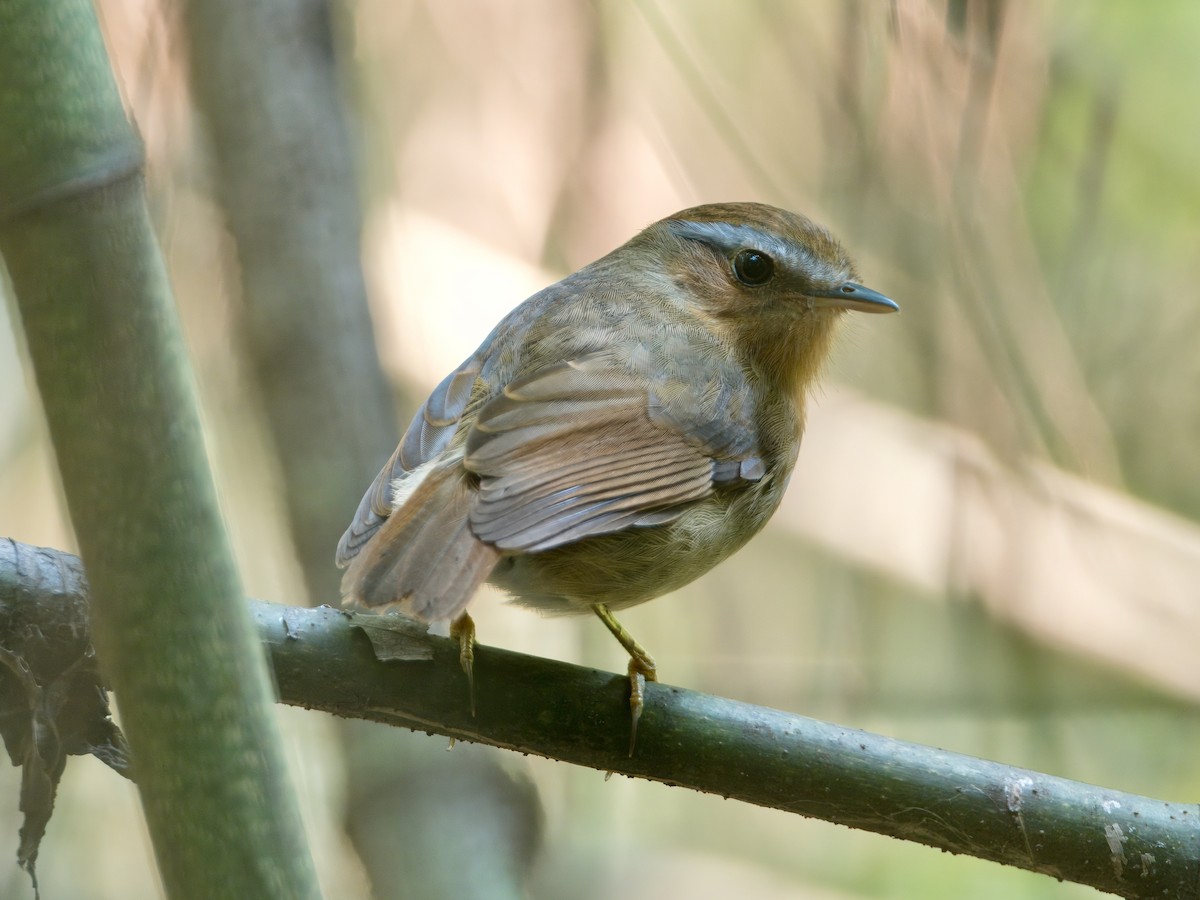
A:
450,612,476,716
592,604,658,756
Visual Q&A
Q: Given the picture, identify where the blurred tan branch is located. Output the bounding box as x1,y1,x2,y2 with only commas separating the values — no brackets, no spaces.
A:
785,385,1200,701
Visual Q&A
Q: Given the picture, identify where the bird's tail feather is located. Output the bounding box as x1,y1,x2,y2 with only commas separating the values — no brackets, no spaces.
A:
340,465,500,622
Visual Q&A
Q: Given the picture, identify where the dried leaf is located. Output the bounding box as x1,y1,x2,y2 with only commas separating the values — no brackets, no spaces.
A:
352,614,435,662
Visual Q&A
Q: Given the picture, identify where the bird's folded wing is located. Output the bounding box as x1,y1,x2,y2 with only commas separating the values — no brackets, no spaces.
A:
465,356,761,553
334,357,482,566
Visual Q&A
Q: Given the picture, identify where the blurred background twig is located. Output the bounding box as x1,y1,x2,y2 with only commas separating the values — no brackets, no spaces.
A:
177,1,540,896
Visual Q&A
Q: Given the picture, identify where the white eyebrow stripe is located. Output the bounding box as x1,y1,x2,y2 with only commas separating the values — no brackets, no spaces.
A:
667,219,845,283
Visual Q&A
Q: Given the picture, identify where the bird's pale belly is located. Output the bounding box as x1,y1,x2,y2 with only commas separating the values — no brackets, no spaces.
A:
487,480,784,614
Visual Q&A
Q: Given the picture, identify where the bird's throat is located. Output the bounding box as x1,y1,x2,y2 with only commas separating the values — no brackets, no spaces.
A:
740,310,842,401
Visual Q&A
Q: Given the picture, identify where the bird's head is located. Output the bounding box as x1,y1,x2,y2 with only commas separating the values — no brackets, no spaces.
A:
636,202,898,395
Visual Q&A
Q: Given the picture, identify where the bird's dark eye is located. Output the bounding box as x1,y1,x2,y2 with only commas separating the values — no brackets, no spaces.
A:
732,249,774,286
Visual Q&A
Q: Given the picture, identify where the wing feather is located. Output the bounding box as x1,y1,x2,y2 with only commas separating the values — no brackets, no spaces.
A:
335,358,481,567
480,439,677,500
340,348,766,615
340,462,500,620
464,358,759,554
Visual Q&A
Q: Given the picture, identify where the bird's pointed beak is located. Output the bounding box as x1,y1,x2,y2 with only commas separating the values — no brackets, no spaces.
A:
810,281,899,314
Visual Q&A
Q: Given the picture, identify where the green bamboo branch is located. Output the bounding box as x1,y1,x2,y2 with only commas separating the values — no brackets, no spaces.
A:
262,604,1200,900
2,538,1197,899
0,1,319,896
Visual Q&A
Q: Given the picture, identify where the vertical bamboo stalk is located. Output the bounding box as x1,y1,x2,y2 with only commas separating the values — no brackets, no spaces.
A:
0,1,320,896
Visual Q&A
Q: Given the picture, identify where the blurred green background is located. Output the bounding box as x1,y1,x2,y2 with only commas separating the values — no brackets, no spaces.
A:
2,0,1199,897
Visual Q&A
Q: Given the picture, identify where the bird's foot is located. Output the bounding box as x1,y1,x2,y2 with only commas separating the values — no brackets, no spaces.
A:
450,612,476,716
593,604,658,756
625,654,658,757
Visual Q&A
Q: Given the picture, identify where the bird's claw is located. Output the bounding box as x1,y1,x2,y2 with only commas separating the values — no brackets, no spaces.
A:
627,657,658,757
450,612,476,716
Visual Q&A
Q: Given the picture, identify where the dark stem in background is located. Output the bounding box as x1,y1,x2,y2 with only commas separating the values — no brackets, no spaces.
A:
178,1,542,896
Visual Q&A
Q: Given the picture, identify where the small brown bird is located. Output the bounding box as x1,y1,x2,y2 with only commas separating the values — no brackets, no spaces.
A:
337,202,896,749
